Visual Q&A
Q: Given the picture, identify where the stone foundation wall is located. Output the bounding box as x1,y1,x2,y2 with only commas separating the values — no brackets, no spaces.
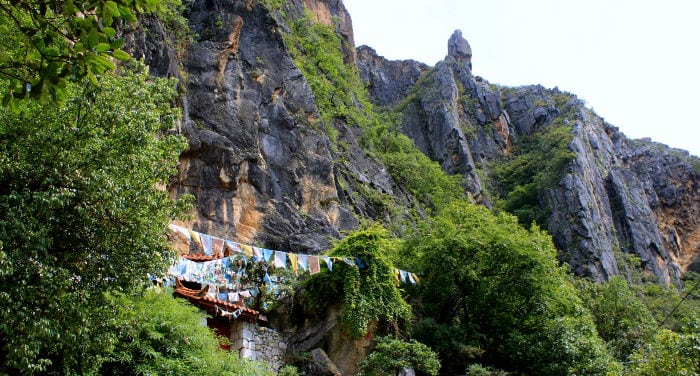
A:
230,321,288,372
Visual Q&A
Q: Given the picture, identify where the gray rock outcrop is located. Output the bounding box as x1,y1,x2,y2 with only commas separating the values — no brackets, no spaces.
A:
358,31,699,283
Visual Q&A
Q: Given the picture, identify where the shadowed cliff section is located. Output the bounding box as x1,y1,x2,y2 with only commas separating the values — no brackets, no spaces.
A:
126,0,424,256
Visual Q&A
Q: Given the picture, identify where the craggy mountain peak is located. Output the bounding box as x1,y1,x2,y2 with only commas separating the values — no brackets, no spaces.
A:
357,30,698,284
447,29,473,71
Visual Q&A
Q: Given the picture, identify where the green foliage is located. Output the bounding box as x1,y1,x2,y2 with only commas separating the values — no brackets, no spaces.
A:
575,276,656,360
364,124,464,213
627,329,700,375
0,0,174,106
283,9,372,129
99,288,273,375
302,226,411,337
259,0,285,12
465,364,510,376
493,122,576,226
277,365,300,376
640,277,700,334
159,0,193,54
0,65,190,374
357,336,440,376
282,10,464,217
407,201,619,375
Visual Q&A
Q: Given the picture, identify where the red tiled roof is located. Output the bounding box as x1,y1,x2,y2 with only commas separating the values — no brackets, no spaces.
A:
173,279,260,322
181,253,226,262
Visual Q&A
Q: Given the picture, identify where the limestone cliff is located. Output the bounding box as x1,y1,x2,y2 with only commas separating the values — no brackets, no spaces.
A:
125,0,699,286
126,0,396,256
358,31,699,284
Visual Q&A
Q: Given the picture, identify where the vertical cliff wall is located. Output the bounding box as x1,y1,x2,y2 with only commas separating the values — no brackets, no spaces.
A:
126,0,388,256
358,30,699,284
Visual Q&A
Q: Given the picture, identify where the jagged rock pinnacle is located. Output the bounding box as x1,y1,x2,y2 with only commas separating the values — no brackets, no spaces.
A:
447,30,472,71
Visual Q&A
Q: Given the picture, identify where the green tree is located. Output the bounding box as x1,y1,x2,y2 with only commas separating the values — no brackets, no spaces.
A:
627,329,700,375
357,336,440,376
406,201,619,375
0,0,172,106
576,276,657,360
0,65,189,374
99,288,273,376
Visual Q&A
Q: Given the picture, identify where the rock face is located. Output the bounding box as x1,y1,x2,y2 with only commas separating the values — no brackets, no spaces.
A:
364,30,511,204
358,30,699,283
447,29,472,71
356,45,428,107
152,0,379,254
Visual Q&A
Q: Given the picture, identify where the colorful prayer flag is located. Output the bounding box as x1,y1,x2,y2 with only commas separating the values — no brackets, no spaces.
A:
321,256,332,271
200,234,213,255
253,246,263,261
298,254,309,271
309,255,320,274
212,236,224,254
262,248,274,262
274,251,287,269
288,253,298,274
224,240,242,254
240,244,253,258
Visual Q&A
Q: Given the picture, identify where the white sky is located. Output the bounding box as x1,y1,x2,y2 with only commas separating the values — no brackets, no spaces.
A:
343,0,700,156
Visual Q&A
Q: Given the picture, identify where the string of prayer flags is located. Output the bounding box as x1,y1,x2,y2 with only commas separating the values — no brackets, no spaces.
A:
393,268,419,285
168,224,419,283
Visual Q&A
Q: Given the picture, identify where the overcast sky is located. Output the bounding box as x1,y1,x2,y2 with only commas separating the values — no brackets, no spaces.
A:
343,0,700,156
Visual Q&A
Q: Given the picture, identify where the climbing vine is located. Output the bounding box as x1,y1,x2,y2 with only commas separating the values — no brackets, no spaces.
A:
302,227,411,338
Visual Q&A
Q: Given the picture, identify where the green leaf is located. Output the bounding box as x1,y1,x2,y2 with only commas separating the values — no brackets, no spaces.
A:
87,71,99,85
103,27,116,38
104,1,121,16
118,5,138,22
110,38,124,49
95,43,111,53
2,92,11,107
88,28,100,48
112,49,131,61
63,0,76,16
